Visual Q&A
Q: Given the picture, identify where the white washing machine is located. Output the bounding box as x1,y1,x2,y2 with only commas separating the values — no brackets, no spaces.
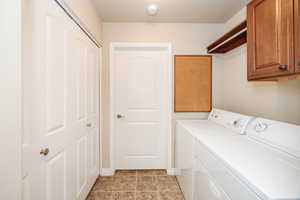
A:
175,109,254,200
193,137,261,200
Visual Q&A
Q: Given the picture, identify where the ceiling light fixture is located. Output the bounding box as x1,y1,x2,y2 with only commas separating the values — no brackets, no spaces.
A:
147,4,158,16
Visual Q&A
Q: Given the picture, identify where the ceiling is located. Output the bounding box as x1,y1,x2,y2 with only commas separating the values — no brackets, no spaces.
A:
91,0,249,23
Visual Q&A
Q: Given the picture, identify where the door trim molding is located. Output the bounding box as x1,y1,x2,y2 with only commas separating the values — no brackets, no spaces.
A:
167,168,180,176
109,42,173,170
100,168,115,176
98,47,103,173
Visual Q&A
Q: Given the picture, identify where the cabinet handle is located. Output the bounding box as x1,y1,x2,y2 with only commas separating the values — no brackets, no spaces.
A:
279,65,288,71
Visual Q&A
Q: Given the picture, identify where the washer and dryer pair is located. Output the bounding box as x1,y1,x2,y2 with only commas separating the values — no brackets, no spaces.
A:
175,109,300,200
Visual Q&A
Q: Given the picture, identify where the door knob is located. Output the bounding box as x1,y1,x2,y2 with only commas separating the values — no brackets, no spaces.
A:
40,148,49,156
117,114,125,119
279,65,288,71
86,123,92,127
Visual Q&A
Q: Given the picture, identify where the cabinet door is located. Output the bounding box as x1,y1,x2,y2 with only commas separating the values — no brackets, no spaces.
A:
174,55,212,112
296,0,300,73
247,0,294,80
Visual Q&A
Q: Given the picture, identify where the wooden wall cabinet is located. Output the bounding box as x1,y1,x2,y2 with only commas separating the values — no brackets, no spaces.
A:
296,0,300,73
247,0,296,80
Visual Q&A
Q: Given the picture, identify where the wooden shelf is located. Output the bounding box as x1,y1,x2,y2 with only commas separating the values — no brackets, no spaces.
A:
207,20,247,54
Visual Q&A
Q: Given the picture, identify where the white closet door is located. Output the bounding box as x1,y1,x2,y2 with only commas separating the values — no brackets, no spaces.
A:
86,41,100,193
23,1,100,200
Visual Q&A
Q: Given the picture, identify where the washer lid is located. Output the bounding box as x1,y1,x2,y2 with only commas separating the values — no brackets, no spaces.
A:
246,118,300,159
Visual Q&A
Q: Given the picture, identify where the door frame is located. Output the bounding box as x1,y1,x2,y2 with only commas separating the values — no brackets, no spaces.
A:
0,1,22,199
109,42,173,172
98,47,103,172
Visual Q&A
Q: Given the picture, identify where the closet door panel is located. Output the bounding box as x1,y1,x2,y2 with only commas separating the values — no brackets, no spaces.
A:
86,40,100,189
24,1,101,200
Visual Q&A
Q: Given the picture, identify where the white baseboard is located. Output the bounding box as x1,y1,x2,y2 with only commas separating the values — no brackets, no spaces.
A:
101,168,178,176
100,168,115,176
167,168,179,176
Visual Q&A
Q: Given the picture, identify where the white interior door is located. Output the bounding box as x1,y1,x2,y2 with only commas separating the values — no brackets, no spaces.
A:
111,44,171,169
23,1,100,200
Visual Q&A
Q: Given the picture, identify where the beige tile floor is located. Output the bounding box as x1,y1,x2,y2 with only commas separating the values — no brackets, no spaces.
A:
87,170,185,200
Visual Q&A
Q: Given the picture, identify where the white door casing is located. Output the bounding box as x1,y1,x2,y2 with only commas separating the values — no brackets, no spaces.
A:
0,1,22,200
22,0,100,200
110,43,172,170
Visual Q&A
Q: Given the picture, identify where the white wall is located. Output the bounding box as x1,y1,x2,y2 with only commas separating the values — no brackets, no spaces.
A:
64,0,103,43
0,0,22,199
221,8,300,125
101,23,224,167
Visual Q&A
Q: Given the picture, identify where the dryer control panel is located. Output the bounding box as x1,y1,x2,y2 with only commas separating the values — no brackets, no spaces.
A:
208,109,253,135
